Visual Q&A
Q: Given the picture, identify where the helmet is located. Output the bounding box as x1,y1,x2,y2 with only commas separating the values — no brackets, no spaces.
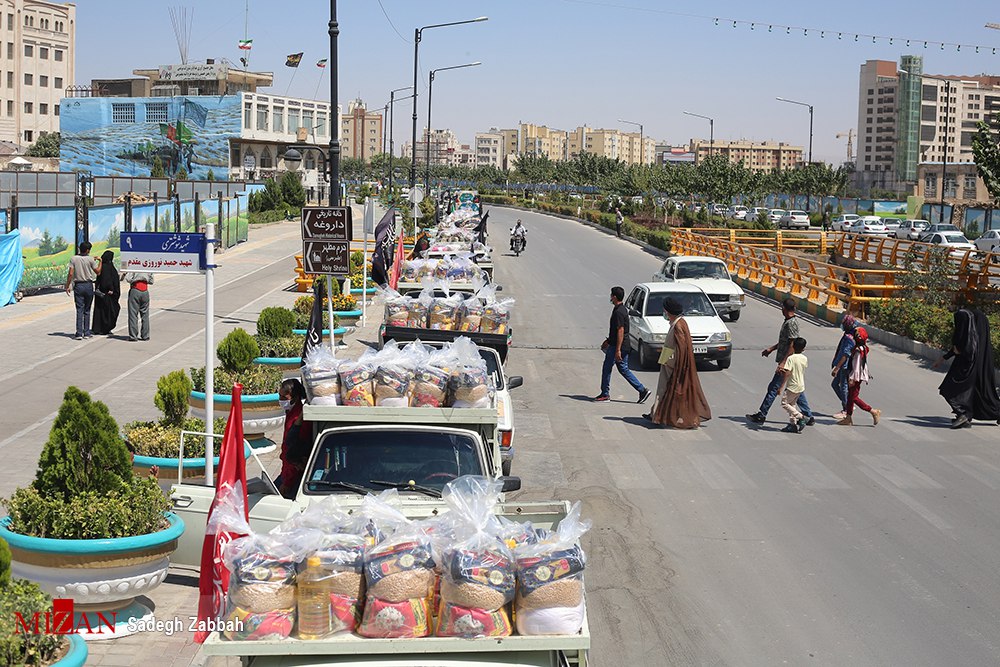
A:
854,326,868,344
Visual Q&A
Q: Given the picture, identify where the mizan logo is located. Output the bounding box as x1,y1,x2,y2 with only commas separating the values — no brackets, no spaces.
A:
14,598,117,636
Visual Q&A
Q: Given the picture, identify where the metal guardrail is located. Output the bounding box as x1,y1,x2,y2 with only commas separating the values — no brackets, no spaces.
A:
690,228,840,254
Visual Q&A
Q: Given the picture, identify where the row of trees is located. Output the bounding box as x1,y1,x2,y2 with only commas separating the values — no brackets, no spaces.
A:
340,152,851,204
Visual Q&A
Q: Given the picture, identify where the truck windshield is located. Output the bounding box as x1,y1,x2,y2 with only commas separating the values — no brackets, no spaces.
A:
304,429,484,496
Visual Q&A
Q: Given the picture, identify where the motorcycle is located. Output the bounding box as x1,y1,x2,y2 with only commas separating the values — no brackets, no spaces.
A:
510,231,525,256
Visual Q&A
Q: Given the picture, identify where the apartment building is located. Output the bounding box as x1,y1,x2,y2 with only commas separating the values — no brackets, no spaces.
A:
340,97,382,161
475,130,502,168
0,0,75,147
520,122,567,160
689,139,802,172
405,128,474,167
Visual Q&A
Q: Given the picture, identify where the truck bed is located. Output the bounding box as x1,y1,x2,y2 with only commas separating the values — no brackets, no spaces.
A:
379,326,510,363
302,404,497,425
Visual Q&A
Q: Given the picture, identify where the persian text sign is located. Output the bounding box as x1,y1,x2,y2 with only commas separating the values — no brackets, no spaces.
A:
302,239,350,275
120,232,206,274
301,206,353,242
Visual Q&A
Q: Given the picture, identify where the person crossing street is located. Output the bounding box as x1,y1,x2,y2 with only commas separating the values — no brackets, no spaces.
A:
746,298,814,426
595,286,650,404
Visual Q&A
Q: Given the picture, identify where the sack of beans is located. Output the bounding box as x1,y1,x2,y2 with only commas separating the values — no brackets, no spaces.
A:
513,502,591,636
358,532,436,637
222,534,298,641
302,346,342,406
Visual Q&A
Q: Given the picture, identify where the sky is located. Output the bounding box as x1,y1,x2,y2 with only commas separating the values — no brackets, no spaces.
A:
75,0,1000,165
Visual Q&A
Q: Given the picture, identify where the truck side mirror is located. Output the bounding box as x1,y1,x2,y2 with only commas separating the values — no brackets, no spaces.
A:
501,476,521,492
507,376,524,389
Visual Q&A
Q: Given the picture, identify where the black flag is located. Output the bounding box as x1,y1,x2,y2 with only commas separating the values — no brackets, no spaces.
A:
473,210,489,244
370,208,395,287
300,280,325,366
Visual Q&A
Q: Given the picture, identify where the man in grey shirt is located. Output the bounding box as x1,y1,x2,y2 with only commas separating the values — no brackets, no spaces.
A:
121,270,154,341
746,297,814,425
64,241,101,340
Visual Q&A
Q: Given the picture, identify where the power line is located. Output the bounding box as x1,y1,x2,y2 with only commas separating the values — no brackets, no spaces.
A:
376,0,409,43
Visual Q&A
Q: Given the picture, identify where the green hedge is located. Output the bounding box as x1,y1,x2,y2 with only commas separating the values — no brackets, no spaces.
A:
868,299,1000,368
249,206,301,225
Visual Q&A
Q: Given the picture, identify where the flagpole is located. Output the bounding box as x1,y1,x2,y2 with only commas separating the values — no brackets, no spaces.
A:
313,66,326,101
285,66,299,96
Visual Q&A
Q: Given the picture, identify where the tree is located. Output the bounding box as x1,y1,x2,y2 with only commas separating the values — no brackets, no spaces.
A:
106,226,120,248
206,168,216,181
150,156,165,178
279,170,306,208
25,131,59,157
37,230,68,256
176,165,188,180
972,114,1000,203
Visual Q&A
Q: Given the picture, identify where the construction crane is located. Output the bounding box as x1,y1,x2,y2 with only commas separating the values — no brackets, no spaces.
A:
836,129,855,162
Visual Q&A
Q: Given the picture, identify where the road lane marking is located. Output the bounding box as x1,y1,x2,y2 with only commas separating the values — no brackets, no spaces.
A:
858,466,952,533
585,414,629,440
516,413,555,440
882,419,942,442
855,454,943,489
516,451,567,488
688,454,757,490
740,427,790,441
602,452,664,489
772,454,851,490
939,455,1000,490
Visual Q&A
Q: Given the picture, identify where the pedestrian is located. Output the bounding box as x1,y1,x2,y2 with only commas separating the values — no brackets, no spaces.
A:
644,297,711,428
92,250,121,336
837,326,881,426
64,241,102,340
276,378,310,499
615,207,624,239
746,297,814,425
121,269,153,341
934,305,1000,428
595,286,651,404
831,314,856,419
780,337,809,433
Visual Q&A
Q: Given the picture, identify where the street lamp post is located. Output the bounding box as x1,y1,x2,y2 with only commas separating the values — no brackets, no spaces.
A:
900,69,951,223
384,86,413,203
328,0,340,206
683,111,714,160
775,97,814,164
617,118,644,165
426,61,481,192
409,16,488,189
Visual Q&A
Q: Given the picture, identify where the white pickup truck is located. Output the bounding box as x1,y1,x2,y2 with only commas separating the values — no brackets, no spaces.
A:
169,405,589,666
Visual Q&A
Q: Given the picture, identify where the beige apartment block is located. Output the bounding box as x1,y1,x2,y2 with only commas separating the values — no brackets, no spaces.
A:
689,139,803,172
340,97,382,161
520,122,567,160
0,0,75,147
475,130,502,168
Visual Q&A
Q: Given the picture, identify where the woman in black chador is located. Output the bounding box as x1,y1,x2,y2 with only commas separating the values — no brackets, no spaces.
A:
937,305,1000,428
91,249,121,335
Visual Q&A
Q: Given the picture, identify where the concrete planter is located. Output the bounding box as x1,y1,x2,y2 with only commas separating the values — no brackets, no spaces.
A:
253,355,302,371
291,326,347,345
54,634,88,666
863,323,941,362
331,309,362,327
131,443,253,488
0,513,184,641
188,390,284,440
350,287,377,296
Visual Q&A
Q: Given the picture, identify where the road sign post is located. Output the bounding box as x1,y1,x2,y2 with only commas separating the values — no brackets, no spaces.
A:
301,206,353,353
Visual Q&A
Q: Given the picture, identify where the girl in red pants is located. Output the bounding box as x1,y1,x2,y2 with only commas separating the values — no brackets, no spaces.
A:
838,327,881,426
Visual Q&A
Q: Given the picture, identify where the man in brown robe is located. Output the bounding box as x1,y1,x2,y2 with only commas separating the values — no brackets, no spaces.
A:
645,297,711,429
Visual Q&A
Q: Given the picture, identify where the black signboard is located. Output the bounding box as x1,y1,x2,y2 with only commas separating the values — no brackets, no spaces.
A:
302,239,350,275
301,206,353,241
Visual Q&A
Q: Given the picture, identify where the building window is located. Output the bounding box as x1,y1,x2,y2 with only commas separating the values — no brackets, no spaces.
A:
54,76,62,89
230,145,241,167
39,75,46,86
243,102,252,129
964,173,977,198
260,147,273,169
39,103,47,114
23,44,31,57
288,108,301,133
925,173,937,196
23,101,31,113
39,47,47,59
54,49,62,62
316,113,327,137
23,73,31,85
145,102,167,123
54,103,58,116
5,14,10,31
6,43,12,60
273,106,284,132
256,105,268,131
23,130,31,142
5,100,9,116
111,102,136,123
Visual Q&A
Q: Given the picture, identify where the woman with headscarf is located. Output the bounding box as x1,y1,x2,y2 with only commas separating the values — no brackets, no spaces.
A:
644,297,711,429
91,249,121,335
831,314,857,420
936,305,1000,428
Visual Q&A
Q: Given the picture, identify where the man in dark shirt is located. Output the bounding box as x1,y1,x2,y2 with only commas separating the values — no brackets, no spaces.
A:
596,286,650,403
746,297,814,425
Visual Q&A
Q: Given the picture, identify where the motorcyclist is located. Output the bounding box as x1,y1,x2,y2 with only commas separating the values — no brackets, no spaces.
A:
510,219,527,251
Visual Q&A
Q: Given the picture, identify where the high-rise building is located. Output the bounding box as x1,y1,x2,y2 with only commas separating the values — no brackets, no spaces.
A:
1,0,75,147
339,97,383,161
689,139,803,172
519,123,567,160
856,59,901,182
475,130,502,168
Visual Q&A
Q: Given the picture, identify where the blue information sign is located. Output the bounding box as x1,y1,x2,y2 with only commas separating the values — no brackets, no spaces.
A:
120,232,206,274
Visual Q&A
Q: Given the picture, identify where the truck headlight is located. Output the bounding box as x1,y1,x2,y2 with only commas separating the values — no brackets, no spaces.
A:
729,293,743,302
707,332,731,343
652,333,668,343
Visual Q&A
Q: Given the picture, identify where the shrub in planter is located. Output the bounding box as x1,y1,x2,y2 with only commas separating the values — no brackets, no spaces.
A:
256,307,296,338
153,369,191,427
124,370,227,459
217,328,260,373
254,335,302,359
189,361,284,396
329,293,358,312
0,576,62,665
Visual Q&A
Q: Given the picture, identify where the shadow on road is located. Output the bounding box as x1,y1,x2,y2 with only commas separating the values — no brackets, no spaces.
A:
604,415,662,429
901,415,965,429
558,393,635,404
47,332,79,339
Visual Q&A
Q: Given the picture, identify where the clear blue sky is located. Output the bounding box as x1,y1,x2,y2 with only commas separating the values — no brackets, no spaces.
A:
76,0,1000,164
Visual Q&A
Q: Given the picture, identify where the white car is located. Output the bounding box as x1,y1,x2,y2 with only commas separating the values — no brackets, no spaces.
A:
920,231,976,257
848,216,889,236
831,214,859,232
652,256,746,321
778,210,810,230
881,219,901,233
894,219,929,240
711,204,730,217
975,229,1000,253
768,209,787,225
746,206,769,223
625,282,732,370
730,205,749,221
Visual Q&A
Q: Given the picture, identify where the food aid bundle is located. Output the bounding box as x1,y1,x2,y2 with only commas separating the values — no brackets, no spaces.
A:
432,226,478,244
300,338,495,409
210,477,590,642
400,255,484,284
442,208,481,228
379,283,514,335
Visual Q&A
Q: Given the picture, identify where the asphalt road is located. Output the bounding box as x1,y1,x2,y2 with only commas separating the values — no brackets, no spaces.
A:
494,207,1000,666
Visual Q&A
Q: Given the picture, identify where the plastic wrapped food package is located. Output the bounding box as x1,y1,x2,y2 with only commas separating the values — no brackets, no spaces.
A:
297,533,368,637
221,533,298,640
406,295,430,329
302,346,342,405
458,297,484,333
339,360,376,406
383,289,411,328
358,535,436,638
410,363,451,407
429,294,462,331
374,363,414,407
481,299,514,335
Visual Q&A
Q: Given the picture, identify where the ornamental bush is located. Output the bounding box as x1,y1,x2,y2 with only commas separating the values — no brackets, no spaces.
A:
256,306,297,338
0,538,9,586
217,328,260,373
0,578,61,666
253,335,303,359
154,369,192,427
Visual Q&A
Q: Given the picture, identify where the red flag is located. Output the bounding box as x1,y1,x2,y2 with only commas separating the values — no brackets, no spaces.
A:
194,383,248,644
389,229,405,289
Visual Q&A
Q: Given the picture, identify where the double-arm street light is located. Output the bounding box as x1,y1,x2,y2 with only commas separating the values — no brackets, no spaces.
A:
901,68,952,223
683,111,714,159
383,86,413,201
776,97,814,164
409,16,488,189
617,118,644,165
426,61,481,192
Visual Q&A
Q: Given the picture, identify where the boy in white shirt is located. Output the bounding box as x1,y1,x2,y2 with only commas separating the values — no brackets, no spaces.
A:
780,337,808,433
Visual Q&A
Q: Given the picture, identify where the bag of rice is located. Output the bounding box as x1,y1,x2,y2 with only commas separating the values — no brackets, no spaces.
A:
447,337,494,408
358,527,436,638
222,533,298,638
302,346,342,405
339,360,376,406
429,289,462,331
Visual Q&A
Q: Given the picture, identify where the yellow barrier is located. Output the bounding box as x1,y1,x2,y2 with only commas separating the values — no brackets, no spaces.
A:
687,228,840,255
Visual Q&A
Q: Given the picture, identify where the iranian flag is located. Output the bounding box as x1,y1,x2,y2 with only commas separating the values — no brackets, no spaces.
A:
238,39,252,50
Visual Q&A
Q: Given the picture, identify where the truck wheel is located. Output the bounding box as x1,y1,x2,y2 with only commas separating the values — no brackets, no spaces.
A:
638,342,652,369
502,459,512,476
718,356,732,370
728,310,741,322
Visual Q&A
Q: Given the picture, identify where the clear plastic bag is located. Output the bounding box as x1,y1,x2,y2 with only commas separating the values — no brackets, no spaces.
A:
302,346,342,405
428,284,462,331
478,285,515,335
381,287,411,328
296,532,368,637
448,337,493,408
221,532,298,640
373,342,415,407
458,294,484,333
339,359,376,406
406,290,432,329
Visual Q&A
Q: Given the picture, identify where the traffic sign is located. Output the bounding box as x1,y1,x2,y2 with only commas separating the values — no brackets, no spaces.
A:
301,206,353,241
243,154,256,171
120,232,206,274
409,186,425,204
302,239,350,275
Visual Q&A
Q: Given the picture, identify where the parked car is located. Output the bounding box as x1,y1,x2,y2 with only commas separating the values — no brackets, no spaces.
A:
778,210,810,230
568,192,582,200
975,229,1000,253
625,282,732,370
831,214,860,232
847,216,889,236
746,206,770,223
768,209,787,225
894,219,929,240
651,255,746,321
923,223,960,235
730,205,749,221
881,218,901,233
710,204,730,217
919,231,976,257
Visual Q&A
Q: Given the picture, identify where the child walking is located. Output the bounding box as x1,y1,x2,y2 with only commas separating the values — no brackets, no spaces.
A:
780,338,809,433
837,326,881,426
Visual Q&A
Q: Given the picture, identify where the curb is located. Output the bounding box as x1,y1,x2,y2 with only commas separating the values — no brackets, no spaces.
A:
863,323,941,362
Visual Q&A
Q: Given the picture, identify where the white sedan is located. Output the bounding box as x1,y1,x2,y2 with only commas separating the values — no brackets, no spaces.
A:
652,255,746,321
848,216,889,236
920,231,976,257
778,210,810,230
768,209,787,225
975,229,1000,254
831,214,859,232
